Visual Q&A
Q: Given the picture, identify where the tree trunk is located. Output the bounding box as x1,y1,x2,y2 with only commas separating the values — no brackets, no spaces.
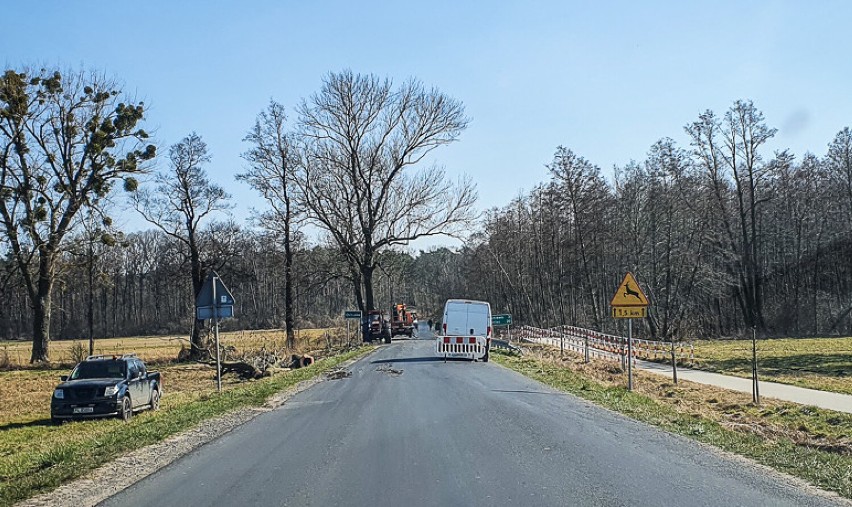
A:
284,215,295,349
30,259,54,363
189,231,206,359
363,264,376,310
88,248,95,356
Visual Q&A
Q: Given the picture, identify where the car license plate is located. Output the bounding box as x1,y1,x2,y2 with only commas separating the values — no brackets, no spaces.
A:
73,407,94,414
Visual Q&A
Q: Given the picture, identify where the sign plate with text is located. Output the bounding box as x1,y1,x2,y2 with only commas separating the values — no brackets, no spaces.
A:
492,314,513,326
612,307,647,319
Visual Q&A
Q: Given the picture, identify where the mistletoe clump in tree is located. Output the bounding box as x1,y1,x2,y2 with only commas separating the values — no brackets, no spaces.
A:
0,68,154,362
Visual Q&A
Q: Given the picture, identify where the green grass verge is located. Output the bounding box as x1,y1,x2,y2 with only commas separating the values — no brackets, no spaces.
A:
693,337,852,395
0,347,372,507
493,352,852,500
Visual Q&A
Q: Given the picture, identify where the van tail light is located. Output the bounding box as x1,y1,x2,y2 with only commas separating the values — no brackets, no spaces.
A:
443,337,450,344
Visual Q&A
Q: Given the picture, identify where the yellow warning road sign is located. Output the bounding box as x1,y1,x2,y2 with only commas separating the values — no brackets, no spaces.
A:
610,272,649,307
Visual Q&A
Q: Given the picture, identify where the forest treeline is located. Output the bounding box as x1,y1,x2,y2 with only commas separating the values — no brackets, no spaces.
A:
463,103,852,341
3,66,852,362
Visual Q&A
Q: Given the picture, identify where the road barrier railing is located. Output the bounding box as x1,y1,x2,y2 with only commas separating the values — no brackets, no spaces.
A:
515,324,694,366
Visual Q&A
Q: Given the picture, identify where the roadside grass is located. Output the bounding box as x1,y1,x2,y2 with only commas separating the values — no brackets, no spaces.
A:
0,327,343,369
494,347,852,500
693,337,852,395
0,346,372,507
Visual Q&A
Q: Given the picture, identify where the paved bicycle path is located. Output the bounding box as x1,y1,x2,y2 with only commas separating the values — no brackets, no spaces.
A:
637,360,852,413
520,335,852,413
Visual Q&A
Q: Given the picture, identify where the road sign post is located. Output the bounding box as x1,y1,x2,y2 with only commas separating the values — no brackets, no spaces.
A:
491,314,513,343
195,271,236,393
213,278,221,393
610,272,649,392
344,310,361,347
627,318,633,390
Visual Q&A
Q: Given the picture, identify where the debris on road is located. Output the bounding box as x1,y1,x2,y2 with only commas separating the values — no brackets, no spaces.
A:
326,368,352,380
376,364,403,376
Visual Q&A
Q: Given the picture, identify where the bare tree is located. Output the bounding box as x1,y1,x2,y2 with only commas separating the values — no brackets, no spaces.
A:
294,71,477,311
238,101,300,348
0,68,154,362
826,127,852,220
637,139,708,340
685,100,777,331
132,132,231,359
548,147,612,330
66,208,123,355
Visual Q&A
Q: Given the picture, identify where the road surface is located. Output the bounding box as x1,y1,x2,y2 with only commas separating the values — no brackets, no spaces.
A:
101,328,845,507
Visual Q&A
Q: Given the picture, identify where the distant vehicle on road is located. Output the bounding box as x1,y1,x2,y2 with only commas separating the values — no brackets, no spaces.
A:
436,299,492,362
51,354,161,423
365,310,392,344
390,303,417,337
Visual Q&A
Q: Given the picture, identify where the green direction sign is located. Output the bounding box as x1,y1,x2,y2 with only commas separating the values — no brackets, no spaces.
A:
492,314,512,326
344,310,362,319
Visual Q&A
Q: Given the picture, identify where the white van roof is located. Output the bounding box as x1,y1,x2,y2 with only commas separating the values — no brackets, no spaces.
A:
444,299,490,306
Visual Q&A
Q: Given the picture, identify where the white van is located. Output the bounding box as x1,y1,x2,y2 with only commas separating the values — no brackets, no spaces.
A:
436,299,492,362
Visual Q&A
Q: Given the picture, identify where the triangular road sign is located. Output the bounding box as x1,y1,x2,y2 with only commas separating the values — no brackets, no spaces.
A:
195,271,236,308
610,272,649,307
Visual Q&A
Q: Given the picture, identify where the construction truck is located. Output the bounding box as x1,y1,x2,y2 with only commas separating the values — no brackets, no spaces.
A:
390,303,417,338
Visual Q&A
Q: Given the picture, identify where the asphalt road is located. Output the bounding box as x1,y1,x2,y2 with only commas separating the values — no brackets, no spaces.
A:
101,328,845,507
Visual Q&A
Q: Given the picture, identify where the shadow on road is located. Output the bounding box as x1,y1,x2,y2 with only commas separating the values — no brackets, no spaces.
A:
491,389,566,395
372,356,475,364
371,357,446,364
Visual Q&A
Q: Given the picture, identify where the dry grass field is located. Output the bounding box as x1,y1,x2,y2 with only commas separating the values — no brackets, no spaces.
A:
0,327,354,428
692,337,852,395
0,327,353,368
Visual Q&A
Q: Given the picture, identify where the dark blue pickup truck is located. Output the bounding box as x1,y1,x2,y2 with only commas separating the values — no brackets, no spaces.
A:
51,354,162,423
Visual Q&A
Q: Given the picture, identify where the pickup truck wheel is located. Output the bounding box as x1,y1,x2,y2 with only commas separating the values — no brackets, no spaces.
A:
120,395,133,422
150,388,160,411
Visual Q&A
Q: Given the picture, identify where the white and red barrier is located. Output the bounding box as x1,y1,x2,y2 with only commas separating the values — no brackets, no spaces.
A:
515,324,694,365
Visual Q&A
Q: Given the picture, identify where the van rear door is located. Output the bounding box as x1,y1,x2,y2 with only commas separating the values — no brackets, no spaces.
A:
437,300,491,360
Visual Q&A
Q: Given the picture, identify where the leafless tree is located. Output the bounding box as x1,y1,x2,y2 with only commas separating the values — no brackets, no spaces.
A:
826,127,852,220
132,132,231,359
0,68,154,361
294,71,477,311
548,147,613,330
238,101,300,348
685,100,777,331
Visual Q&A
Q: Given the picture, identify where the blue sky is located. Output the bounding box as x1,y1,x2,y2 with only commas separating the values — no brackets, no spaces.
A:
3,1,850,246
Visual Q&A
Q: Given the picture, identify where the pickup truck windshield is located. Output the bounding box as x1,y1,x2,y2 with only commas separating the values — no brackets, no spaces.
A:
70,361,126,380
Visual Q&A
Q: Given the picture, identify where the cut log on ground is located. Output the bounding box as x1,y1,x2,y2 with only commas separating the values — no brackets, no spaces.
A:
282,354,315,369
220,361,262,380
